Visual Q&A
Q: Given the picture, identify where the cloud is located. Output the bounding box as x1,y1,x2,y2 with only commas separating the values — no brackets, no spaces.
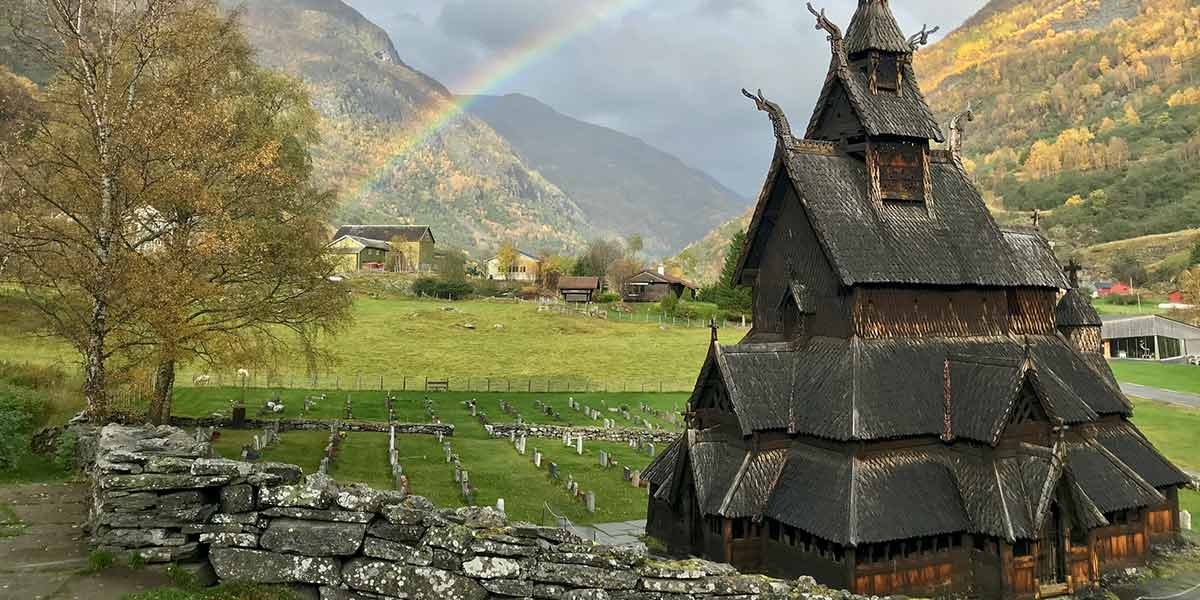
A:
346,0,987,196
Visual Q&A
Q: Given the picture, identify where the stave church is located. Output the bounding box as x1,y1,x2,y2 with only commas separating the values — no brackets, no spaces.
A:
643,1,1189,598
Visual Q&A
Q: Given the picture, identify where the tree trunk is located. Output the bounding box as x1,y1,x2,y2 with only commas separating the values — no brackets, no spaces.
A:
150,359,176,425
82,300,108,419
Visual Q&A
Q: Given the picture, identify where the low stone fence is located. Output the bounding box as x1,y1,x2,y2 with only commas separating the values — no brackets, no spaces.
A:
168,416,454,437
88,423,854,600
485,423,677,445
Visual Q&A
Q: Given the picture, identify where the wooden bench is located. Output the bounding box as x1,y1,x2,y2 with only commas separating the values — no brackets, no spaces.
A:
425,379,450,392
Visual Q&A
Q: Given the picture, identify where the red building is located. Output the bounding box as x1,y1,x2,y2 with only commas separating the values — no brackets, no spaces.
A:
1095,281,1132,296
1167,290,1185,304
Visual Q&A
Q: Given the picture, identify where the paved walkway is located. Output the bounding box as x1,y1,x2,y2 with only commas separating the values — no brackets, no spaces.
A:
574,519,646,546
0,482,175,599
1120,382,1200,410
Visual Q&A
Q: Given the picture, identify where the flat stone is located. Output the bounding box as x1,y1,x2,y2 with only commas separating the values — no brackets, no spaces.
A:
122,542,200,564
249,462,304,486
145,456,195,473
708,575,793,595
341,558,487,600
421,524,474,553
209,548,341,585
259,474,339,509
367,520,426,544
640,577,716,594
199,532,259,548
379,506,426,526
481,578,533,597
99,503,217,528
211,512,261,525
462,556,522,579
469,539,539,557
100,473,232,492
262,507,372,523
96,527,188,548
563,590,611,600
456,506,506,529
221,484,256,513
260,518,366,556
530,563,637,590
336,484,405,513
362,537,431,566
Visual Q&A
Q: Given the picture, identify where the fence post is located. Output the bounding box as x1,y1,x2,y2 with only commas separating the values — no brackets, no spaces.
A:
487,378,491,392
380,375,384,390
528,378,532,393
335,376,340,390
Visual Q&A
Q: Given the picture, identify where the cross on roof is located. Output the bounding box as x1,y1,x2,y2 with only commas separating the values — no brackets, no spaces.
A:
1064,259,1083,288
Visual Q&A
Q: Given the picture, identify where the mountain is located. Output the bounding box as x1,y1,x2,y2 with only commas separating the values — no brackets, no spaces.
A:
218,0,595,255
670,210,752,285
915,0,1200,278
464,94,748,256
676,0,1200,283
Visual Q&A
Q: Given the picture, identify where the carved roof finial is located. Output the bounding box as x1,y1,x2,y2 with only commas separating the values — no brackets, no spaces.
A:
710,319,719,343
1064,259,1083,288
908,24,940,51
1031,209,1041,228
948,101,974,164
807,3,846,66
742,88,794,145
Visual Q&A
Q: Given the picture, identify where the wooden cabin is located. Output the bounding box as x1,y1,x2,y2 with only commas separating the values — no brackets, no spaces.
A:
643,3,1188,599
623,269,698,303
332,225,436,272
558,276,601,303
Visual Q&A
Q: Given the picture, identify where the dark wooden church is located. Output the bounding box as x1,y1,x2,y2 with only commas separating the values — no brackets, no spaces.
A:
643,2,1189,598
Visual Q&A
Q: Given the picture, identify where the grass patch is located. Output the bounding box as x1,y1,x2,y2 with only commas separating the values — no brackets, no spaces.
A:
257,431,327,474
0,296,713,390
331,432,393,489
1111,360,1200,396
0,500,24,538
1131,398,1200,473
0,451,73,484
1181,489,1200,515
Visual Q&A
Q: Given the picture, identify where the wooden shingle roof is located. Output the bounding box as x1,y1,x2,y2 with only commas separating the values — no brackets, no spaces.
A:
844,0,910,56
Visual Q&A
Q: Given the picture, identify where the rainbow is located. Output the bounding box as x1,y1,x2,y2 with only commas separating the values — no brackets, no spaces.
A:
347,0,647,203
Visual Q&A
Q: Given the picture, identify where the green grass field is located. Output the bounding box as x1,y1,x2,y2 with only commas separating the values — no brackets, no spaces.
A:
0,292,714,390
1110,360,1200,395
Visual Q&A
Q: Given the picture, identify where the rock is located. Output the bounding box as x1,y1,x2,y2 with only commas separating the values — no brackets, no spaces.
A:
341,558,487,600
259,474,339,509
462,556,522,579
145,456,195,473
530,563,638,590
261,507,372,523
249,462,304,486
199,532,259,548
100,473,231,492
336,484,404,513
99,504,217,528
640,576,716,594
481,578,533,597
422,524,475,554
362,537,431,566
211,512,260,525
709,575,793,595
123,543,200,564
96,527,188,548
192,458,252,478
220,484,256,514
469,539,539,557
259,519,366,556
456,506,506,529
367,520,426,544
209,548,341,585
563,590,611,600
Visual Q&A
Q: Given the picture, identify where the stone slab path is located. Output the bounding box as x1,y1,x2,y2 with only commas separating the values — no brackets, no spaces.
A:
0,482,174,600
575,519,646,546
1120,383,1200,410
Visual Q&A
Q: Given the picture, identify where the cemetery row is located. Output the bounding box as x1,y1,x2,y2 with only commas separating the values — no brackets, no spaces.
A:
173,387,687,432
208,425,657,525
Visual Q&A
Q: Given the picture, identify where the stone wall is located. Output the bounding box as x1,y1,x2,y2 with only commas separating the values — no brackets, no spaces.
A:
89,424,863,600
168,416,454,437
485,423,677,445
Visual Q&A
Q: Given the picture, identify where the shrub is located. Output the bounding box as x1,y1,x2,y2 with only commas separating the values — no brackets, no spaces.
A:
658,293,679,317
595,292,620,304
86,548,114,573
54,430,78,472
412,277,474,300
0,361,67,391
0,382,45,470
1106,293,1140,306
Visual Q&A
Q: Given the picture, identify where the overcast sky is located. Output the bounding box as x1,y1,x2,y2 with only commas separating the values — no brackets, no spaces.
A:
344,0,987,197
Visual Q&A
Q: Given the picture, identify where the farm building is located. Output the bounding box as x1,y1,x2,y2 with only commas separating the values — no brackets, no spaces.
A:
558,276,601,303
623,267,698,303
1093,281,1132,297
486,250,542,282
332,225,436,272
1102,314,1200,361
328,235,391,272
643,3,1188,599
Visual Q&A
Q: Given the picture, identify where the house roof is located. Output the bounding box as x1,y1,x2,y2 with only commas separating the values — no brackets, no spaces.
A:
333,225,434,244
844,0,911,56
629,270,698,289
1055,288,1103,327
558,276,600,291
330,235,391,252
650,422,1178,546
701,334,1130,443
487,250,541,263
1101,314,1200,341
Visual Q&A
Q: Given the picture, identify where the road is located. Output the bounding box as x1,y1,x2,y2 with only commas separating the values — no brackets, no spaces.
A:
1120,382,1200,410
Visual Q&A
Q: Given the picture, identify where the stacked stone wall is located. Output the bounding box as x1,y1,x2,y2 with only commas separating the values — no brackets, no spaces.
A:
485,423,677,445
89,424,862,600
167,417,455,437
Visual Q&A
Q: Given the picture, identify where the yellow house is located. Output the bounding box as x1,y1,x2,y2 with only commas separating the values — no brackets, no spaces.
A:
329,235,391,272
486,250,541,282
332,225,436,272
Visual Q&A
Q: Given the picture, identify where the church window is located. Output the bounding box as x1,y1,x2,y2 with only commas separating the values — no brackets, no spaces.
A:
876,142,926,202
875,53,899,92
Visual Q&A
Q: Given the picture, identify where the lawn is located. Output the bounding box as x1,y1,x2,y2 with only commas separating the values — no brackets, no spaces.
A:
1092,297,1168,316
1130,397,1200,473
0,292,713,391
1111,360,1200,395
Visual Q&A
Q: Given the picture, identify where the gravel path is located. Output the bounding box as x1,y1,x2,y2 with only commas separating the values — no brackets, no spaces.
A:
1120,383,1200,410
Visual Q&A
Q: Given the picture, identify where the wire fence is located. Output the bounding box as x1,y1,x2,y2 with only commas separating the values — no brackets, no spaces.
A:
178,371,698,394
536,300,751,330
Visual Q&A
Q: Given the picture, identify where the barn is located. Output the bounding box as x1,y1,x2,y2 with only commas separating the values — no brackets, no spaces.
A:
642,3,1188,599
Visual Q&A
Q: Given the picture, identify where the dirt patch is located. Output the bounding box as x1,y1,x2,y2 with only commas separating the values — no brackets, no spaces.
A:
0,482,176,599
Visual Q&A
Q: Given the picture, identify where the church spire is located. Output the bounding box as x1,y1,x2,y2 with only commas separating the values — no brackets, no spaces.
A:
844,0,910,57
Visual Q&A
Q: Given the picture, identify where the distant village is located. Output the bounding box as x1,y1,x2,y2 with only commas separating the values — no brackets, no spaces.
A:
327,224,699,305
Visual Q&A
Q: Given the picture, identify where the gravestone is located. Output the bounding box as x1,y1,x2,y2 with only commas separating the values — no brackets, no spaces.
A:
562,431,571,447
631,470,641,488
1183,510,1192,531
444,443,453,463
549,463,559,480
534,450,542,468
623,466,631,481
585,491,596,514
646,443,656,456
454,465,462,482
598,451,609,468
496,498,505,513
575,435,584,456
